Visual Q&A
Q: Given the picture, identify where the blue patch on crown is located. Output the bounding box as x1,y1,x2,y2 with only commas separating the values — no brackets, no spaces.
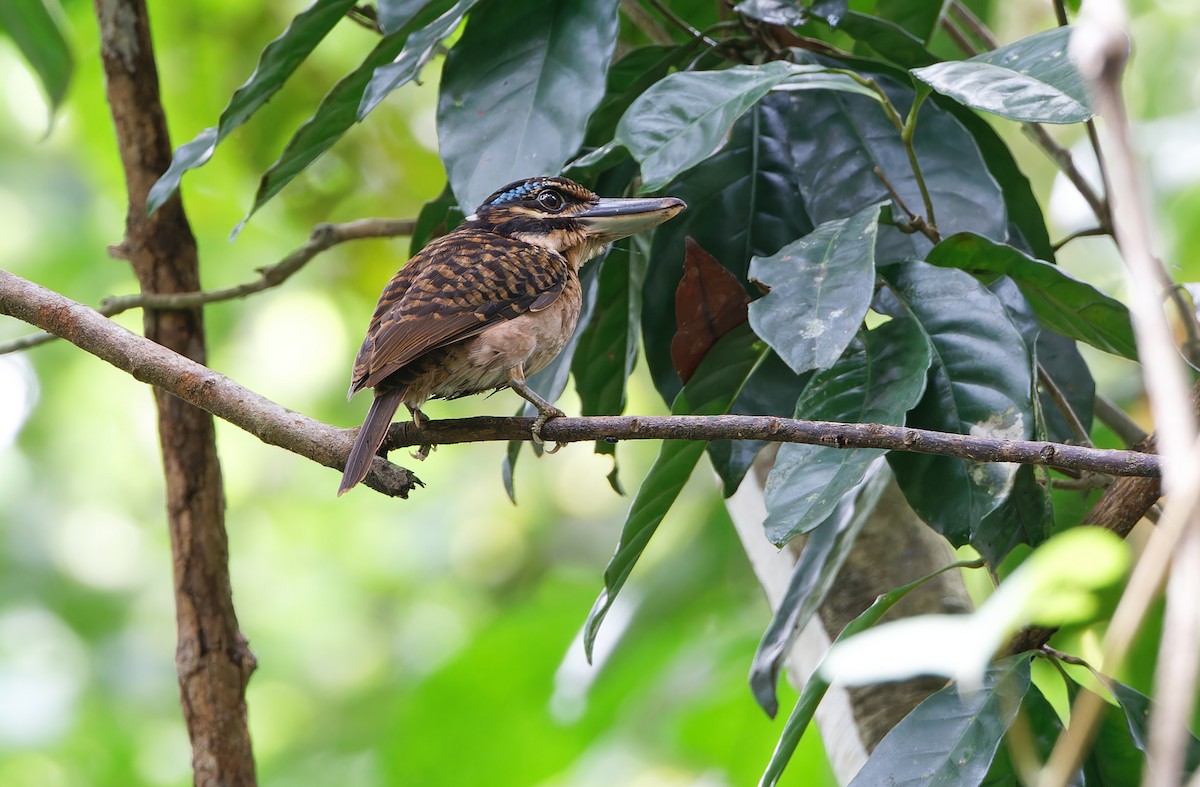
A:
489,180,547,206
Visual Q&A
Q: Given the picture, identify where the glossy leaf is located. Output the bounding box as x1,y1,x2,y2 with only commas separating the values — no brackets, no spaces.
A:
879,262,1035,557
583,324,765,659
1107,679,1200,777
748,203,882,374
644,95,814,404
672,239,750,384
437,0,620,210
377,0,433,33
928,232,1136,359
761,558,980,786
835,12,938,68
359,0,480,119
409,183,464,256
149,0,357,214
784,55,1007,261
0,0,72,119
913,27,1092,124
750,459,889,717
584,44,684,148
846,655,1032,787
761,314,931,545
616,62,877,192
733,0,806,26
1037,331,1095,444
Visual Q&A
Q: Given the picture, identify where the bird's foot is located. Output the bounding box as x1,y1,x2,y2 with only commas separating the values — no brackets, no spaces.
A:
411,443,437,461
530,405,565,450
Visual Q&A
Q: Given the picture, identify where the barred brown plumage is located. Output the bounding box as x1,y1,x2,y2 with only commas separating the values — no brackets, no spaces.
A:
338,176,685,495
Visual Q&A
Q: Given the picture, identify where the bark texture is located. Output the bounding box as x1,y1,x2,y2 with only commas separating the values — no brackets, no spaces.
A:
93,1,257,783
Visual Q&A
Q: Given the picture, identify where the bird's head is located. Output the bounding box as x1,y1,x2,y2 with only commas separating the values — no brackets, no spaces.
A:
464,176,686,269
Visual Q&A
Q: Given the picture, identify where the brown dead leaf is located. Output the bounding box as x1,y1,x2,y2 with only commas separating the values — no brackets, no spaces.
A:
671,237,751,384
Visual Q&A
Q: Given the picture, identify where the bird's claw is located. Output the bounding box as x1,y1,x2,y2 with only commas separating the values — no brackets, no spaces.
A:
410,443,436,461
531,407,565,449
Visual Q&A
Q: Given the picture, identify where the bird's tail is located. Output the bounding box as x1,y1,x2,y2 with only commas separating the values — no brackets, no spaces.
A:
338,388,405,496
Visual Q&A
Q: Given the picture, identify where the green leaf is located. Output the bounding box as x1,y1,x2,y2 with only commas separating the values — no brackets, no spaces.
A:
847,656,1032,787
0,0,72,119
748,203,882,375
760,558,981,786
927,233,1136,359
584,44,685,148
879,261,1035,560
643,95,814,404
912,27,1093,124
237,16,437,234
571,244,643,420
974,464,1053,567
872,0,947,44
1107,680,1200,777
1037,331,1095,444
750,459,889,717
358,0,479,119
761,314,931,545
409,183,464,256
834,12,938,68
437,0,620,210
785,54,1007,261
377,0,434,34
583,324,765,659
617,63,879,192
148,0,357,214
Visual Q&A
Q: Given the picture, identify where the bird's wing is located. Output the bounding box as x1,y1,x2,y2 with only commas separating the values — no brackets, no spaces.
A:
351,231,569,393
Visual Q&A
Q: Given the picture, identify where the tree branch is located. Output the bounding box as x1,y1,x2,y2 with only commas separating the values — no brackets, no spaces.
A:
0,269,421,498
0,217,415,355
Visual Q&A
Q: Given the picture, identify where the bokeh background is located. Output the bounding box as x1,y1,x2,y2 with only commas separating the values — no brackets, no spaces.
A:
1,0,1198,784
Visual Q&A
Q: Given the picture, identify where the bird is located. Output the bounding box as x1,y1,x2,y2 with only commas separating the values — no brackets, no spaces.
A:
338,175,685,495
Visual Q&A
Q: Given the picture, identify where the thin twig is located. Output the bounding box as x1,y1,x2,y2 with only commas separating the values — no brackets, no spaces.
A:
949,0,998,49
873,166,940,244
620,0,673,45
1049,474,1110,491
1040,4,1200,784
0,217,414,355
1038,362,1093,445
940,15,979,57
346,5,382,33
1051,226,1109,251
643,0,722,49
1023,124,1111,230
1094,393,1148,447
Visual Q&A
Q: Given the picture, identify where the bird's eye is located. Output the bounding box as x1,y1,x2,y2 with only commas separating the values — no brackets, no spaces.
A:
536,190,564,212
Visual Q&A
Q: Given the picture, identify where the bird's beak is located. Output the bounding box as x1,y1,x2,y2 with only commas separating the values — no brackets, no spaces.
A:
575,196,686,243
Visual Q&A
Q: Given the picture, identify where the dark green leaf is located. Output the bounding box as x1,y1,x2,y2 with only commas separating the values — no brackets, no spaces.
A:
409,183,464,256
936,93,1054,260
761,558,980,786
912,27,1093,124
237,21,429,233
438,0,620,210
359,0,479,119
784,55,1007,261
148,0,357,214
644,95,814,404
927,233,1136,359
983,681,1076,786
761,313,931,545
583,324,765,659
847,655,1033,787
584,44,685,148
0,0,72,119
377,0,433,33
1107,679,1200,777
879,261,1035,557
572,243,643,419
748,203,882,374
617,63,878,192
872,0,947,44
975,464,1053,566
733,0,807,26
835,12,938,68
750,459,889,717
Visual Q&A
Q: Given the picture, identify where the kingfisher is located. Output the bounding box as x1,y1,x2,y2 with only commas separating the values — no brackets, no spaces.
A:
338,176,685,494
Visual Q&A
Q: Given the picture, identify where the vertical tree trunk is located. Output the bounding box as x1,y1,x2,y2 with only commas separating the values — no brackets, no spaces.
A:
93,1,256,783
